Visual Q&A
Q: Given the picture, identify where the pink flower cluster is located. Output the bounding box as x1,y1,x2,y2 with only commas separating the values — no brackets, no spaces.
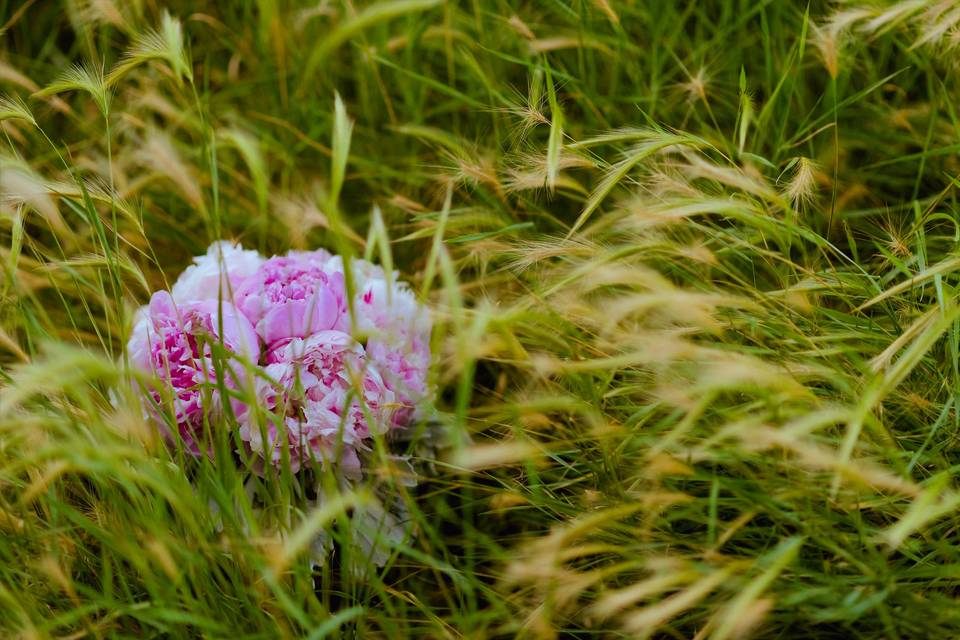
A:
127,241,432,473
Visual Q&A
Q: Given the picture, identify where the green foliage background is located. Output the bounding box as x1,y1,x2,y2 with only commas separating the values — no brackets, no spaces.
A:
3,0,960,637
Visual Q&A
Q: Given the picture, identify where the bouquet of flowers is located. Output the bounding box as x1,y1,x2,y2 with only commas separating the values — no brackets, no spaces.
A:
125,241,434,567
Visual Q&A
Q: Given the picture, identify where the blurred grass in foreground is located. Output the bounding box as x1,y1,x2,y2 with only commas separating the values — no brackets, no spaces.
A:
4,0,960,637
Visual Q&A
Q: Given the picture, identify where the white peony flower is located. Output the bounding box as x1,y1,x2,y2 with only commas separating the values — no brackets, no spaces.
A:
171,240,265,304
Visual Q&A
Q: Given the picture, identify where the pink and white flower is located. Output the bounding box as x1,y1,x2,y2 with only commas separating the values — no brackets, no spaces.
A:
236,371,362,475
233,253,345,345
238,331,393,472
127,290,259,455
366,333,431,426
346,270,432,425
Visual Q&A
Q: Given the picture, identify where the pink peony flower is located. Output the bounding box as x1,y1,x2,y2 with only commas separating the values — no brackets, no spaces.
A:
233,253,345,345
352,277,431,339
237,370,361,475
127,290,259,455
238,330,392,472
171,240,264,303
345,270,432,426
366,334,431,426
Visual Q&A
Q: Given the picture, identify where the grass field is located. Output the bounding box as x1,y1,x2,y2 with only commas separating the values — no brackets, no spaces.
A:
4,0,960,637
